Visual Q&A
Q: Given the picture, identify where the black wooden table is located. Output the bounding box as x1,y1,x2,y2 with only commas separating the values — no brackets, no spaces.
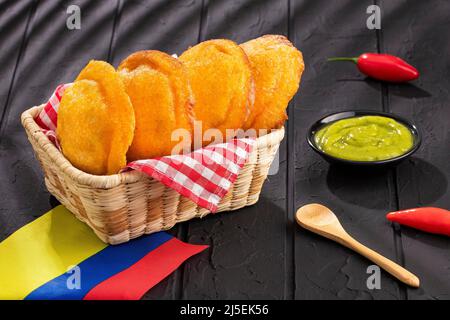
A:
1,0,449,300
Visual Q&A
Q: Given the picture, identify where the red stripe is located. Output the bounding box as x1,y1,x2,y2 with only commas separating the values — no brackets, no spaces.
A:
83,238,208,300
34,115,47,130
35,84,67,131
54,86,63,100
46,102,58,126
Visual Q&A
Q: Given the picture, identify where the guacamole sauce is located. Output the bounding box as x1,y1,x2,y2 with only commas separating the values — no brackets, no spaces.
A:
314,115,414,161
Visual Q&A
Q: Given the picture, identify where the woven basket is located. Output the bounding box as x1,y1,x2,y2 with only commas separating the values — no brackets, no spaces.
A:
21,105,285,244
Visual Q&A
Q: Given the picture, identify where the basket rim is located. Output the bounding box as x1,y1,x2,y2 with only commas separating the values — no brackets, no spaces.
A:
21,104,285,189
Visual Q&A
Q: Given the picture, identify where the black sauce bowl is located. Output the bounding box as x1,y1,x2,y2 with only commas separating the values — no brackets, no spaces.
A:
307,110,422,166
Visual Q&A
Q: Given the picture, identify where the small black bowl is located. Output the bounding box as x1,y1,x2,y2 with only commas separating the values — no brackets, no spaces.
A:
307,110,422,166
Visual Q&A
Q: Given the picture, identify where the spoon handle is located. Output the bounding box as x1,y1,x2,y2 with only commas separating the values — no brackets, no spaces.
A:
341,234,420,288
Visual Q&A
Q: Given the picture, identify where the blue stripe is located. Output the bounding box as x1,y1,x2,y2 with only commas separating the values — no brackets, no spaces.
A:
25,232,172,300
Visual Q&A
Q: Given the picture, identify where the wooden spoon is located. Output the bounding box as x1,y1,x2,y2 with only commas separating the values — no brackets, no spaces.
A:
295,203,420,288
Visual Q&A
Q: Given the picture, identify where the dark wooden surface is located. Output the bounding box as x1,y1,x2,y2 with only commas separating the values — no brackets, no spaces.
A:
0,0,449,300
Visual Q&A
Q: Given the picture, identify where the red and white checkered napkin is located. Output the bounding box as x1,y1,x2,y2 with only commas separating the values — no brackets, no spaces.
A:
35,84,255,212
35,83,72,149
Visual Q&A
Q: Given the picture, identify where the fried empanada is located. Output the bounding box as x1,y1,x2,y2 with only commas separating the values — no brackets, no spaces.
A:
179,39,254,144
57,60,135,175
118,50,194,160
241,35,304,130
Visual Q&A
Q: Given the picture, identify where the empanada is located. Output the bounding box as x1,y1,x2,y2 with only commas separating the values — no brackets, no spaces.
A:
57,60,135,175
118,50,194,160
241,35,304,130
180,39,254,144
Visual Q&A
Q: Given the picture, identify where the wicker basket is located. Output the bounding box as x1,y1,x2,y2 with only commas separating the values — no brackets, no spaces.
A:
21,105,285,244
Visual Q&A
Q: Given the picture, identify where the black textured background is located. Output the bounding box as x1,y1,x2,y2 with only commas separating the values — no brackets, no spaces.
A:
0,0,449,300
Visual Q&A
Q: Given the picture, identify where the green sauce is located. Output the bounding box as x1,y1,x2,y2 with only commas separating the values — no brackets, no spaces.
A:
314,115,414,161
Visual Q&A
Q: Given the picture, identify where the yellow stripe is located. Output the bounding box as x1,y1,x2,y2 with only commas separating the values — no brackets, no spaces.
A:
0,205,107,299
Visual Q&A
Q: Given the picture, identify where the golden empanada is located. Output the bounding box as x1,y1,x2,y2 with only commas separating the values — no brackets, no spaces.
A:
118,50,194,160
241,35,304,130
179,39,254,144
57,60,135,175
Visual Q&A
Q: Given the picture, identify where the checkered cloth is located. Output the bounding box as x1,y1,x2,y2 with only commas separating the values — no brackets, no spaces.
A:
35,84,255,212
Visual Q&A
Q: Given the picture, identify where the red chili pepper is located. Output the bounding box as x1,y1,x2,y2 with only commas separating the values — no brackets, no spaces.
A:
386,207,450,236
328,53,419,83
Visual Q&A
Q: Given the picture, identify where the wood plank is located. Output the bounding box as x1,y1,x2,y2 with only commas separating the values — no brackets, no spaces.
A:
111,0,203,65
0,0,34,124
181,0,291,299
109,0,204,300
0,0,118,240
380,0,450,300
292,0,404,299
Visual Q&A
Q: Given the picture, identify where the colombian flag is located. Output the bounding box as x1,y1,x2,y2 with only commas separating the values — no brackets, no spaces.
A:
0,205,207,300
